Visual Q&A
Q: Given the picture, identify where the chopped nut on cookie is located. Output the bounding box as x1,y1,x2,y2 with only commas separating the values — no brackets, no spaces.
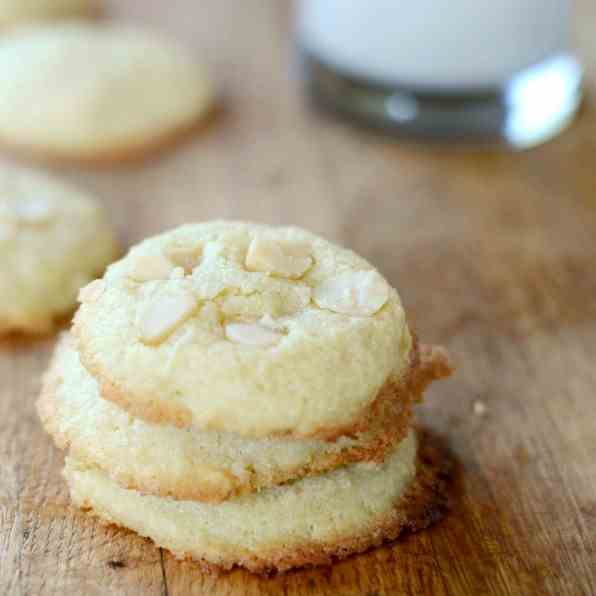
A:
164,241,203,273
314,270,389,316
139,290,197,344
246,236,312,278
129,255,175,282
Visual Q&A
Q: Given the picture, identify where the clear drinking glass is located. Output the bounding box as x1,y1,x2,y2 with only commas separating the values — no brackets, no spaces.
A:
298,0,582,148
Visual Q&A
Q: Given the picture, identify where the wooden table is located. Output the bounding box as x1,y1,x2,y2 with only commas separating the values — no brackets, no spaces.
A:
1,1,595,594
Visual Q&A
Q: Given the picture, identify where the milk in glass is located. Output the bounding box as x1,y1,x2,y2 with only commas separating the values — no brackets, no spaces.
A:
298,0,581,146
299,0,571,90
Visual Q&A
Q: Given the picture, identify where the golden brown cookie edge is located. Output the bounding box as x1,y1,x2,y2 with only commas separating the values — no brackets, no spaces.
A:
38,334,418,503
71,427,452,575
74,326,451,441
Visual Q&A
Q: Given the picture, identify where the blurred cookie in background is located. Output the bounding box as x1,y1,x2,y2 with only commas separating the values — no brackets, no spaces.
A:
0,164,118,335
0,0,95,28
0,24,214,165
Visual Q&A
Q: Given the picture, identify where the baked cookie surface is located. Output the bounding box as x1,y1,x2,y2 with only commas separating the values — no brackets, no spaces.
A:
0,24,213,163
73,221,412,438
0,0,92,28
37,334,431,502
65,429,451,574
0,165,117,334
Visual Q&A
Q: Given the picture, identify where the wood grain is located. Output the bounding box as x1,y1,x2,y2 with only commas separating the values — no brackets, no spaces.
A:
2,1,596,594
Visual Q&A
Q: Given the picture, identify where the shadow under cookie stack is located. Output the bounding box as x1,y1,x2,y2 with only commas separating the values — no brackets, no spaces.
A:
38,221,452,574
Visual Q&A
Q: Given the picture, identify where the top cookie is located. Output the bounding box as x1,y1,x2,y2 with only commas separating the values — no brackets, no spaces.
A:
0,0,93,28
74,221,411,438
0,24,213,163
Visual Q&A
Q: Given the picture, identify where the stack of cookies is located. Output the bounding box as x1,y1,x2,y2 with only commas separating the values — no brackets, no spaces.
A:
38,221,451,574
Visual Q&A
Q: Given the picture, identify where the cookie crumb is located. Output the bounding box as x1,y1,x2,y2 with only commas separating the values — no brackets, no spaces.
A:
473,400,487,417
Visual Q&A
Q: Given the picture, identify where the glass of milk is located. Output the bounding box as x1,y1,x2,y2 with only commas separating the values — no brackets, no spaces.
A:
298,0,582,148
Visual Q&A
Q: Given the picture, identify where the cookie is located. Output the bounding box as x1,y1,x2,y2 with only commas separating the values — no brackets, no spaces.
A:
0,0,93,28
0,24,213,164
0,165,117,334
73,221,413,439
64,429,451,574
38,334,449,502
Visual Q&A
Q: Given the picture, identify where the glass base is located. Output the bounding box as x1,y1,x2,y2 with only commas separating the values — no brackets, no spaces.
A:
301,51,583,149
